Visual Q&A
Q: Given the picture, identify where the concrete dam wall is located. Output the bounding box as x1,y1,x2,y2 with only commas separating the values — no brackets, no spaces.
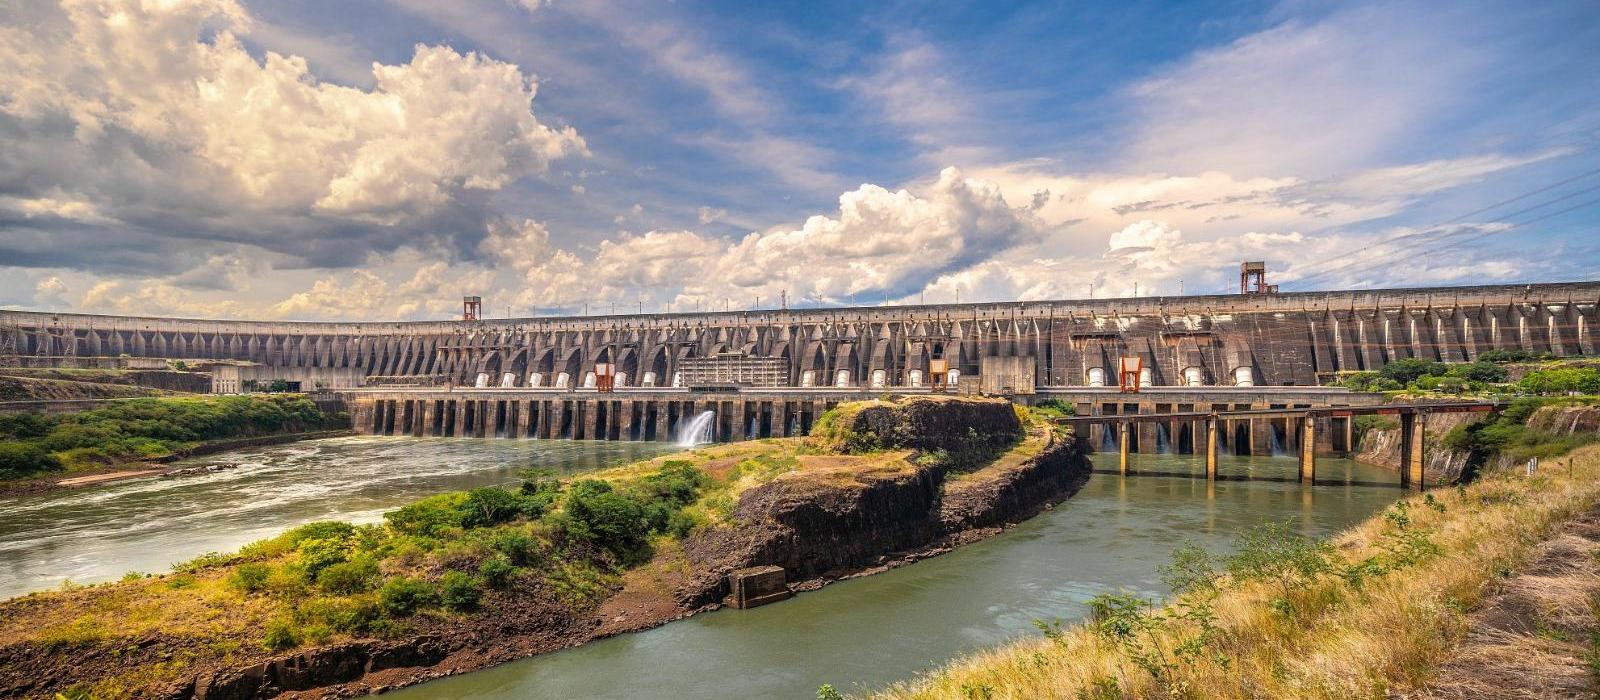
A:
3,281,1596,390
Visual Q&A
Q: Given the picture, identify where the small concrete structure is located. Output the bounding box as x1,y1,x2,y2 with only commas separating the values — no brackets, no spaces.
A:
728,565,791,609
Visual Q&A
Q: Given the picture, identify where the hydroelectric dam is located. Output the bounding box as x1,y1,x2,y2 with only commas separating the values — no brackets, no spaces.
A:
3,281,1596,476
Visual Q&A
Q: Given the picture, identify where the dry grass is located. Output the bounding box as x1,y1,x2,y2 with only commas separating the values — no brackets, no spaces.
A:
872,445,1600,700
0,567,279,654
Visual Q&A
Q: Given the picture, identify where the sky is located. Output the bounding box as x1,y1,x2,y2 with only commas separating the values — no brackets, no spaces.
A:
0,0,1597,321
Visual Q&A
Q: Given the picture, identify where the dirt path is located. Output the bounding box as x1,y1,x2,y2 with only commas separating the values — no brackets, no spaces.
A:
1418,508,1600,699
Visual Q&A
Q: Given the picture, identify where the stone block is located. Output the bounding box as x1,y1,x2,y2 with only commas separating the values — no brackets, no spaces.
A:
728,565,791,609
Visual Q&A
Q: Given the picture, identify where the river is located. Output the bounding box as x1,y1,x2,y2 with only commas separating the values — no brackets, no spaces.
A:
0,440,1398,698
0,437,675,598
391,452,1397,699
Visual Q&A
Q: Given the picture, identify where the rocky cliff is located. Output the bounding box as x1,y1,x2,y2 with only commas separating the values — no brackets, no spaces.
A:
681,398,1089,607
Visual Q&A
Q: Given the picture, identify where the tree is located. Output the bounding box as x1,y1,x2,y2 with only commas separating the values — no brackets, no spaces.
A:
1379,358,1445,385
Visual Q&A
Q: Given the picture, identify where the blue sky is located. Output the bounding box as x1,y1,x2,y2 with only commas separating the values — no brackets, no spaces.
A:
1,0,1597,319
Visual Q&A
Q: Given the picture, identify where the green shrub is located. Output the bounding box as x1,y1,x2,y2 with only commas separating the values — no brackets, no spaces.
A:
487,528,540,566
316,560,378,595
0,413,56,440
634,462,708,509
0,442,63,479
262,616,299,651
478,555,516,588
1520,368,1600,395
440,571,482,611
379,577,438,616
228,563,273,594
1380,358,1445,385
555,480,650,562
296,537,350,577
1476,349,1542,363
1339,372,1403,392
296,596,379,635
667,508,706,538
1031,399,1074,417
265,564,311,599
1446,361,1507,383
385,492,470,536
461,487,534,528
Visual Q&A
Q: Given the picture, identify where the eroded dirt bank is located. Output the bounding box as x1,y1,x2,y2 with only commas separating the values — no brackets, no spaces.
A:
0,398,1091,700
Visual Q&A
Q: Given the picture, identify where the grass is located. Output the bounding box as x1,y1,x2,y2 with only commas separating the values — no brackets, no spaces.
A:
870,444,1600,700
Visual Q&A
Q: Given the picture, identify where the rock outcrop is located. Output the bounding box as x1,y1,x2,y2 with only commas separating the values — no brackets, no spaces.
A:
681,398,1089,607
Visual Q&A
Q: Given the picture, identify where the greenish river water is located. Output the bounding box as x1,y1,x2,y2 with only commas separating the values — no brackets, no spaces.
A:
0,440,1399,699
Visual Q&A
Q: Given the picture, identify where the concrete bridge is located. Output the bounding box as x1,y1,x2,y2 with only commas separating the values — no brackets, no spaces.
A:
342,384,1374,454
1063,400,1503,489
3,281,1596,392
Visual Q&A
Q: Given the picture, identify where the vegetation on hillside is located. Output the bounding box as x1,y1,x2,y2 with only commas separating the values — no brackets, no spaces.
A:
1443,397,1598,465
1331,356,1599,398
0,395,340,480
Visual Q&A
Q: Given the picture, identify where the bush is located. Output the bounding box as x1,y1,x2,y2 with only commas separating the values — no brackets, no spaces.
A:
1446,361,1507,383
487,528,540,566
478,555,516,588
379,577,438,616
0,443,62,479
1379,358,1445,385
1476,349,1541,363
262,616,299,651
295,537,350,577
1519,368,1600,395
316,560,378,595
228,563,273,594
440,571,482,611
555,480,651,562
385,492,470,536
1339,372,1402,392
296,596,379,635
460,487,534,528
0,413,56,440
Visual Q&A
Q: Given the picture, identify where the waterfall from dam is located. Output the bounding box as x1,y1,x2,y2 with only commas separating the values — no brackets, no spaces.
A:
677,411,716,447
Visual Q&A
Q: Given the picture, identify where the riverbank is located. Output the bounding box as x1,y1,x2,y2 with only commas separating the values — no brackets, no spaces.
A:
0,394,348,496
871,443,1600,699
0,397,1091,699
0,429,357,498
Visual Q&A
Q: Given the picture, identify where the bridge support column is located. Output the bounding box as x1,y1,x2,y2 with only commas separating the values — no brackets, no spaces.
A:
587,400,602,440
1118,421,1130,475
1205,416,1218,480
453,400,467,438
773,401,789,438
1299,415,1316,484
620,400,636,441
1400,412,1426,490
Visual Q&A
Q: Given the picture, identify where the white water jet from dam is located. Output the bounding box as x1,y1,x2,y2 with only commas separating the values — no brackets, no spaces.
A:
677,410,716,447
